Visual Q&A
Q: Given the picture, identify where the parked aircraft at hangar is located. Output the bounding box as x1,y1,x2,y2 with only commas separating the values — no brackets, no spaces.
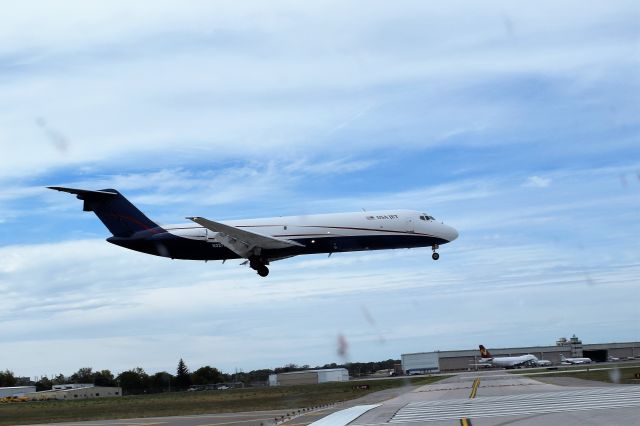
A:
49,187,458,277
561,354,592,364
478,345,552,368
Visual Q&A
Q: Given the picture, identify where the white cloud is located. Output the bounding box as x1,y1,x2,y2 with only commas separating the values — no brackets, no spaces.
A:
1,220,639,377
523,175,552,188
0,1,637,179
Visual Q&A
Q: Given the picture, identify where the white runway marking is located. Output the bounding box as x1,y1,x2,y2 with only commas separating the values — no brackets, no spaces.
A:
387,386,640,423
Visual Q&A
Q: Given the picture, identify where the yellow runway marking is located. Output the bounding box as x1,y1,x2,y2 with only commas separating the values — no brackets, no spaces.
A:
460,377,481,426
469,377,480,399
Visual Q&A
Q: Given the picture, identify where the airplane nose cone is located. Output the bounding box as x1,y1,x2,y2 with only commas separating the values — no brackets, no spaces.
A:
443,225,459,242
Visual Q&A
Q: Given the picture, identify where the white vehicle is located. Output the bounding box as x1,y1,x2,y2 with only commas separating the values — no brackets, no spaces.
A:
560,354,592,365
50,187,458,277
478,345,539,368
535,359,553,366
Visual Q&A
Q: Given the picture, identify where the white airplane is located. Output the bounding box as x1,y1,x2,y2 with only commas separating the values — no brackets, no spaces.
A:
478,345,541,368
560,354,592,365
49,187,458,277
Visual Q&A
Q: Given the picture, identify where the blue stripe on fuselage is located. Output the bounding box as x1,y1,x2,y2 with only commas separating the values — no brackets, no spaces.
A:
106,231,448,261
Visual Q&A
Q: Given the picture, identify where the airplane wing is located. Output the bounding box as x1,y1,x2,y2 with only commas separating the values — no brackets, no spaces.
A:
187,216,304,259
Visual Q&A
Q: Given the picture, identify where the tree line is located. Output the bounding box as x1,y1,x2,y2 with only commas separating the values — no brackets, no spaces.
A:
1,358,399,395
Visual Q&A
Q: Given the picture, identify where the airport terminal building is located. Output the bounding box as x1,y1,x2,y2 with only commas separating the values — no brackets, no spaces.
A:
401,337,640,373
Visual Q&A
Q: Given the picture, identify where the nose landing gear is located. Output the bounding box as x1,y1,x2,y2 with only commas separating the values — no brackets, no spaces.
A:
431,244,440,260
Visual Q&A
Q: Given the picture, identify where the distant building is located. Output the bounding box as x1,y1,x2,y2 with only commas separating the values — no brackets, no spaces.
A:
268,368,349,386
26,385,121,401
402,352,440,374
0,386,36,398
402,339,640,372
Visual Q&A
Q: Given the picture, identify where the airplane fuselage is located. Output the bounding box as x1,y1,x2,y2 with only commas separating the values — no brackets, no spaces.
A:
478,345,543,369
561,357,592,364
108,209,458,262
480,354,538,368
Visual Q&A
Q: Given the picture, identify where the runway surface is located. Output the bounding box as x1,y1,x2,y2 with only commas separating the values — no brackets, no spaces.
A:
351,371,640,426
25,371,640,426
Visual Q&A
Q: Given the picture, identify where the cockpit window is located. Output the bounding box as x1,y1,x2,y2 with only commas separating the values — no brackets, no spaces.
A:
419,215,426,220
421,213,435,221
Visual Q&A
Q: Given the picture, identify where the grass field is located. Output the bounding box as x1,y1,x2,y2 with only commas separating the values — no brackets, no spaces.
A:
521,362,640,385
0,376,445,425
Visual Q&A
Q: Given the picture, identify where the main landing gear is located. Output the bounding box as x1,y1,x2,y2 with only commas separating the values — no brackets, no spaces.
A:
249,256,269,277
432,244,440,261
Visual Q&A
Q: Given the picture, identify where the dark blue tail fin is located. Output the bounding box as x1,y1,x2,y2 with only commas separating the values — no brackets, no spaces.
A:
48,187,159,237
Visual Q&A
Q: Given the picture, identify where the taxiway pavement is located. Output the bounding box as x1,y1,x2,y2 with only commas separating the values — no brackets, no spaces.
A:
350,370,640,426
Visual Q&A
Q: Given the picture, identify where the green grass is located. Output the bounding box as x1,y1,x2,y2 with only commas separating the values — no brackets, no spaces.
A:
0,376,444,425
521,362,640,385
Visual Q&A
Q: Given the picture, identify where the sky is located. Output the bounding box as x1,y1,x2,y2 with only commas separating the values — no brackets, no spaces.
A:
1,0,639,380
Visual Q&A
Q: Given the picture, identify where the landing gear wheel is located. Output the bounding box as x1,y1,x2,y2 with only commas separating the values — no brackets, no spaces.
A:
248,255,269,277
431,244,440,261
257,266,269,277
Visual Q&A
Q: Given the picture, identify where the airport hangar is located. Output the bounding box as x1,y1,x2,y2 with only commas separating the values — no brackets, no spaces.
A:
402,339,640,373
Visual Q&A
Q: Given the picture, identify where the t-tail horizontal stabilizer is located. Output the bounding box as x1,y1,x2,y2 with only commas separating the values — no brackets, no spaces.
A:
48,186,158,237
